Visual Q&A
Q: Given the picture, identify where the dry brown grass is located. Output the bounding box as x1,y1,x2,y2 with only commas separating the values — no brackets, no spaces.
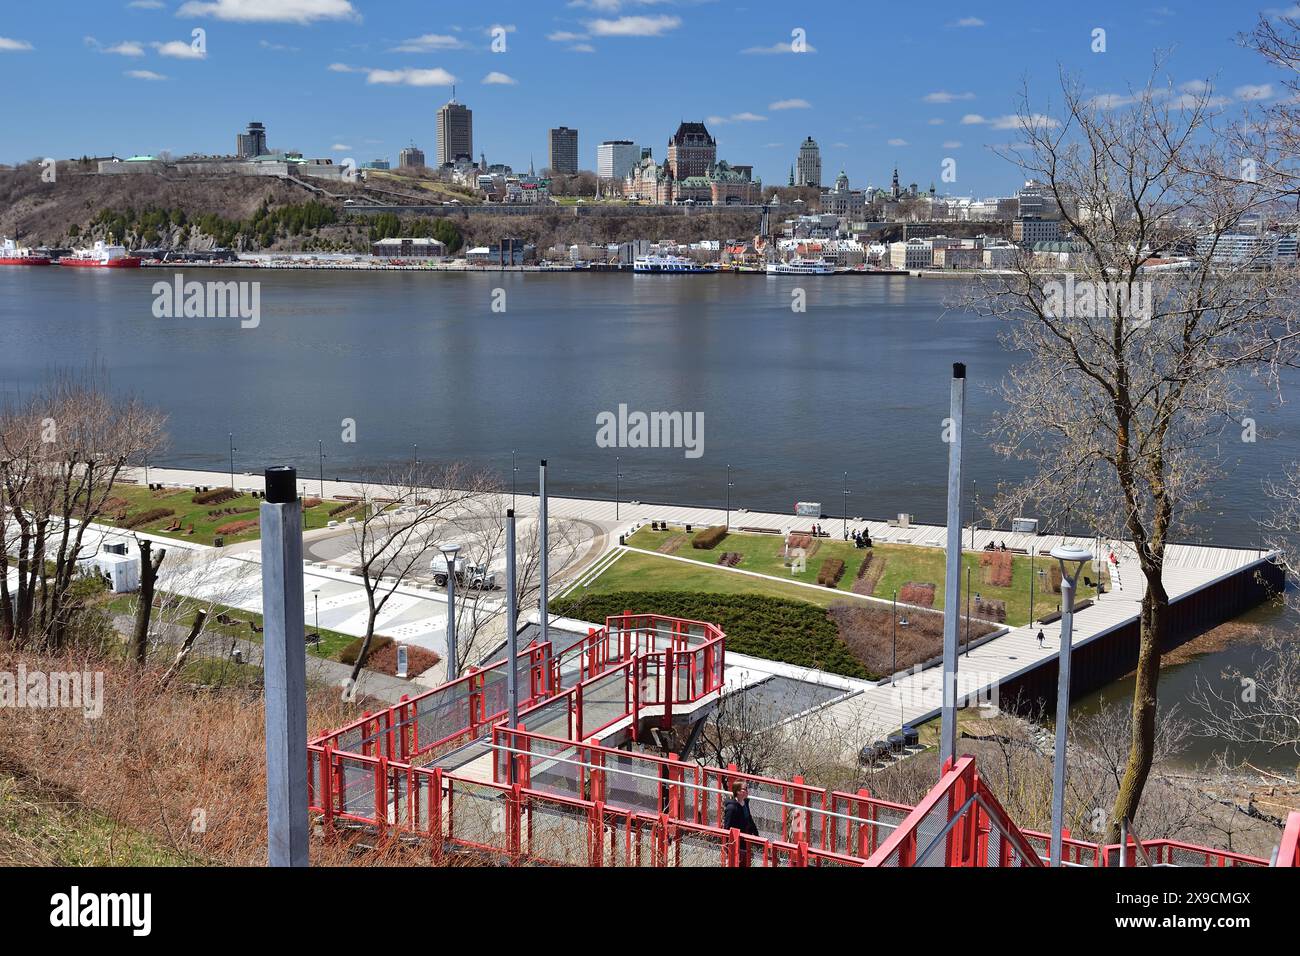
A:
0,646,419,866
828,602,998,675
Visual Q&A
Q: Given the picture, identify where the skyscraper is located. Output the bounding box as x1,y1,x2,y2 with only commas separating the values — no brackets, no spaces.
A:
549,126,579,174
597,140,638,179
237,121,268,158
436,95,473,166
796,136,821,188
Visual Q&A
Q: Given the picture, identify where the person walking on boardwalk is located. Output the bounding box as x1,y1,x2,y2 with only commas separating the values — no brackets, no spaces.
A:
723,782,761,865
1037,629,1046,648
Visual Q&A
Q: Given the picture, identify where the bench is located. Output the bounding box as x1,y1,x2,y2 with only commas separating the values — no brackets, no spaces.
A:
737,526,782,535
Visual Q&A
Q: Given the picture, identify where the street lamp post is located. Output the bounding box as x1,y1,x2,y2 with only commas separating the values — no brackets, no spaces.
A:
970,479,978,550
615,455,622,521
318,440,326,498
413,443,419,469
891,589,898,683
229,433,236,489
1048,545,1091,868
511,449,517,512
310,586,320,636
842,471,850,540
725,464,734,530
440,542,461,680
965,566,972,657
1029,544,1036,625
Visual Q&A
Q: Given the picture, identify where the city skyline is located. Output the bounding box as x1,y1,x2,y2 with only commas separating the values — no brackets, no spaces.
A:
0,1,1288,195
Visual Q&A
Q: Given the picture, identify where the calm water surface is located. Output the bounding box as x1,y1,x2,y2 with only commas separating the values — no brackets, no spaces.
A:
2,267,1295,765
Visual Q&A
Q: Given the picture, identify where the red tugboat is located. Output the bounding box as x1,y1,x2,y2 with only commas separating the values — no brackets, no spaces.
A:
0,236,51,265
58,236,141,269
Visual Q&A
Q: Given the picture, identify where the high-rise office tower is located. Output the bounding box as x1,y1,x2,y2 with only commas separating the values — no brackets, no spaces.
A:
549,126,579,174
436,94,473,165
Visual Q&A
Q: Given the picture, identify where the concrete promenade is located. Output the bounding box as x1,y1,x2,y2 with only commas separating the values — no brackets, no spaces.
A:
116,465,1274,749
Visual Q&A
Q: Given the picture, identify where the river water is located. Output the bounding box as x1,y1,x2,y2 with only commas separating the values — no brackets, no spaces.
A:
2,267,1294,765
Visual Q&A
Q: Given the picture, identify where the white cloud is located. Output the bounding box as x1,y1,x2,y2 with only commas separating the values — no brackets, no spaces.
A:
769,98,811,110
927,118,945,125
328,62,359,72
391,34,464,53
260,39,299,52
960,113,987,124
128,0,165,8
176,0,358,24
482,71,516,85
586,15,680,37
153,40,207,59
569,43,596,52
0,36,34,52
107,41,146,55
950,16,985,27
991,113,1059,130
741,40,817,54
706,112,766,125
923,90,975,103
547,31,587,42
126,69,167,80
330,143,352,151
365,67,456,87
887,138,909,147
942,140,963,149
1234,83,1273,101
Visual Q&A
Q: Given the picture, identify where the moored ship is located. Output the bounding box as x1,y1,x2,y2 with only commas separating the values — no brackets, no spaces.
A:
633,254,712,274
0,236,51,266
766,258,835,275
58,238,142,269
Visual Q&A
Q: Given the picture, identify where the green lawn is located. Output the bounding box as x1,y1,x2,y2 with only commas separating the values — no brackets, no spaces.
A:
100,483,348,546
622,527,1101,627
575,549,856,608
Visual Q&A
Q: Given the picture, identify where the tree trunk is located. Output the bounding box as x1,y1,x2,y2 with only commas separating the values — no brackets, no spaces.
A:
1108,572,1168,840
159,609,208,689
132,539,166,665
347,621,377,690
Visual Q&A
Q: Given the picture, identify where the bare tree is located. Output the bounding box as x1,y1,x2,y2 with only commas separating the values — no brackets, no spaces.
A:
0,371,167,649
448,495,587,675
341,461,487,693
1191,637,1300,766
132,537,165,665
963,70,1300,839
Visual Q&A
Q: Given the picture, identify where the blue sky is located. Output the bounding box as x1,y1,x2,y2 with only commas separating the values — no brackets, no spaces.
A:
0,0,1288,195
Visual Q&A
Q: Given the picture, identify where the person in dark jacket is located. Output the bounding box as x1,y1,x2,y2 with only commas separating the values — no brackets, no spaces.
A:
722,782,760,864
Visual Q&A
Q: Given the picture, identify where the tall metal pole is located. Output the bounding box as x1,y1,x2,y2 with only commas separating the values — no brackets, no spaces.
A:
970,479,977,550
725,464,732,530
539,459,549,649
891,590,897,683
318,439,325,498
511,449,517,512
229,433,236,488
260,465,308,867
939,362,966,771
842,471,849,540
443,550,458,680
1029,544,1036,624
505,508,519,780
1049,546,1090,867
615,455,621,521
965,565,971,657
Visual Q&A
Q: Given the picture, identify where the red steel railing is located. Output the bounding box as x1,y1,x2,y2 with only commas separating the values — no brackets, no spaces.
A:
307,611,1277,869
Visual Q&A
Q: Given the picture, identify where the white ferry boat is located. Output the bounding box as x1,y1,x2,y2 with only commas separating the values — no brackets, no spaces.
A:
766,258,835,275
633,254,712,274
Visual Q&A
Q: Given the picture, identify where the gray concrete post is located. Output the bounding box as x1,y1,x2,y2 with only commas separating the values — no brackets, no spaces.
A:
505,508,519,782
939,363,966,772
260,465,308,867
